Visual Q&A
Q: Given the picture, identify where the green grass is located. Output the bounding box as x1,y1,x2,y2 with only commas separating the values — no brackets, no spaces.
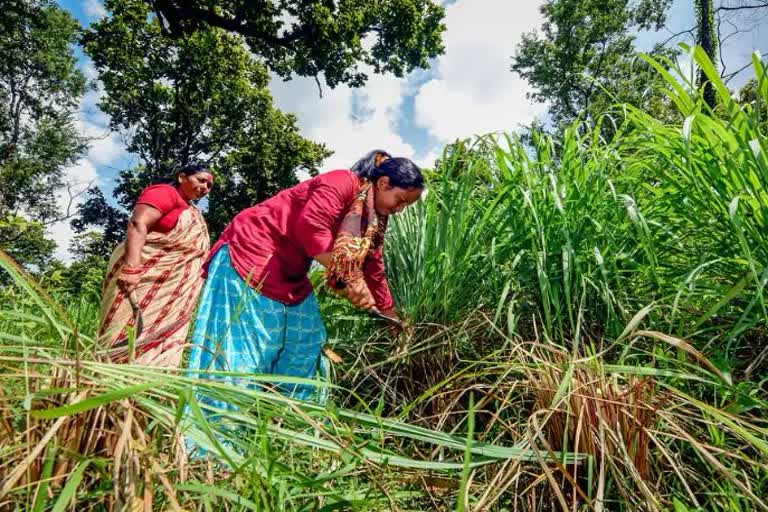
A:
1,46,768,510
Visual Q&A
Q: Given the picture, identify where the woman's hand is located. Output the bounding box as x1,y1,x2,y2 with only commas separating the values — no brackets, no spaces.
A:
345,278,376,310
117,266,142,294
379,308,412,337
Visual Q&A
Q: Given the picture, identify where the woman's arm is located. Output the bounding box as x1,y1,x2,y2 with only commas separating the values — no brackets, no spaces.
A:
312,251,332,269
118,204,163,293
294,172,377,310
363,247,394,312
362,246,411,335
313,251,376,310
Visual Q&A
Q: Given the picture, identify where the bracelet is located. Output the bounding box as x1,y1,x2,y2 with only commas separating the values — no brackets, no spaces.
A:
121,265,143,275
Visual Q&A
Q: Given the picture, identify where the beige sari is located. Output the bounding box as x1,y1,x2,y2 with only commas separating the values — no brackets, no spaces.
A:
98,207,209,367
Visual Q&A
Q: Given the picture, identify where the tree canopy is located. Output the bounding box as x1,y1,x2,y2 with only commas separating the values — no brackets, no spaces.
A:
79,0,332,239
0,0,86,267
511,0,677,128
146,0,446,88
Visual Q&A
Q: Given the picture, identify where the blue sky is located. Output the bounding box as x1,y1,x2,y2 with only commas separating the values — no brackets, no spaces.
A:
52,0,768,260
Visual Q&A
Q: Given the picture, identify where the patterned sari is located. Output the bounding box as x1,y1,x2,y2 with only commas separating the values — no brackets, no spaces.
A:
98,207,209,366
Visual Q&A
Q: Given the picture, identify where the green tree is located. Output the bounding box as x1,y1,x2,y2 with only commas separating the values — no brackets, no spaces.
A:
80,0,332,237
71,188,127,259
0,0,87,267
146,0,445,88
511,0,677,129
41,231,107,298
0,216,57,270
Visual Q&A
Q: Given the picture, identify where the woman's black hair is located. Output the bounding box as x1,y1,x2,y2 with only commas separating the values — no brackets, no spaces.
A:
351,149,391,179
155,163,211,185
351,150,424,189
177,163,210,176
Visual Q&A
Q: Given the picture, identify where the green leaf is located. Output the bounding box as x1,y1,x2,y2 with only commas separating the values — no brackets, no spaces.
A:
51,460,89,512
30,382,161,419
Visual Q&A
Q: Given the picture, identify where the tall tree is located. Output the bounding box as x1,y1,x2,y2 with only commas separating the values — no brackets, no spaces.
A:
696,0,718,107
145,0,446,89
0,216,56,270
41,231,108,297
512,0,676,130
0,0,87,267
71,188,127,258
79,0,332,237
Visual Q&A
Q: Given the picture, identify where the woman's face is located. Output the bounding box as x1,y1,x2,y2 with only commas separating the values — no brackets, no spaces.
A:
178,171,214,201
373,176,422,216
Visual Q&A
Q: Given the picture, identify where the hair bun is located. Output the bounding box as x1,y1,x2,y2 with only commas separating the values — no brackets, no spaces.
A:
351,149,392,179
374,152,389,168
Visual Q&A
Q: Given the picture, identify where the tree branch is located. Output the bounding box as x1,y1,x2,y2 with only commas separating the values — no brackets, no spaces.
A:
717,15,728,76
0,181,94,245
716,2,768,12
43,181,94,227
582,39,609,113
722,51,766,83
657,26,697,48
151,0,314,47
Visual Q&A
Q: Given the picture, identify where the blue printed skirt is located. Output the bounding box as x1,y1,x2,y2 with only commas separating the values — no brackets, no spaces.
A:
186,245,328,407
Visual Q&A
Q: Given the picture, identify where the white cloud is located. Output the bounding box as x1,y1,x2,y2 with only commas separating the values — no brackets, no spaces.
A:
414,0,546,142
78,118,125,166
268,0,547,174
78,59,126,166
415,149,441,169
673,49,696,89
77,80,126,167
49,56,127,262
270,69,417,171
80,61,111,126
82,60,99,81
83,0,106,20
268,0,547,175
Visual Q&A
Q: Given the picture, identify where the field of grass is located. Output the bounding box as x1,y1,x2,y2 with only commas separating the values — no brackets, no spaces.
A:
1,48,768,510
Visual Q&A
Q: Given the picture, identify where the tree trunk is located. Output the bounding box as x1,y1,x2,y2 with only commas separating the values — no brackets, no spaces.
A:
696,0,717,108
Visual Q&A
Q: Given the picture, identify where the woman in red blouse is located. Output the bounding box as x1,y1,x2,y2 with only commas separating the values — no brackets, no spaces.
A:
98,164,214,367
186,151,423,409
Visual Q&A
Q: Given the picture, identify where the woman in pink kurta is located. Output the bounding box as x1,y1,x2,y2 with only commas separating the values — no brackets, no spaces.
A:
185,151,423,409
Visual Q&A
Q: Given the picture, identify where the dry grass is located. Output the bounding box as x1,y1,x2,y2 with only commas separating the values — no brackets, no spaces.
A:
0,361,185,511
334,311,768,511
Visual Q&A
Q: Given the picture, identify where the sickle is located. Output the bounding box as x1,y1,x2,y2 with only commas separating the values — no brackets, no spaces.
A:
369,307,404,329
127,292,144,340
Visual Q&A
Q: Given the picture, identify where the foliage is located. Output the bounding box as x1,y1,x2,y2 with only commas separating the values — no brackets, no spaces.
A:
1,248,766,510
621,47,768,357
0,249,571,511
385,139,517,325
389,47,768,359
81,0,331,236
3,46,768,511
41,232,107,298
0,216,56,272
146,0,446,89
738,77,768,128
71,188,128,259
0,0,87,266
511,0,678,128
